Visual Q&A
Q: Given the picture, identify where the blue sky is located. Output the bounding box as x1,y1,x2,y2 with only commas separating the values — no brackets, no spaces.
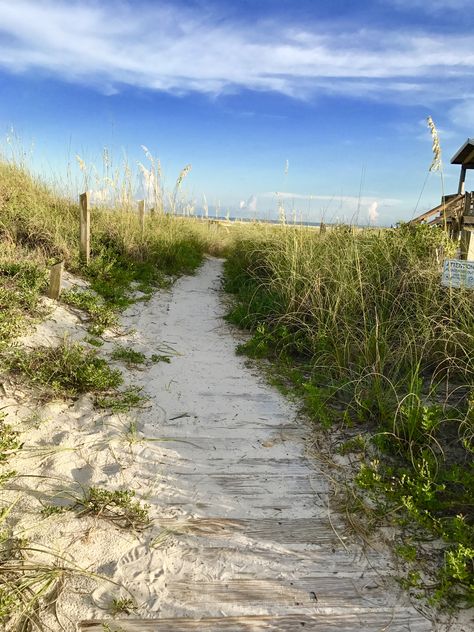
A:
0,0,474,224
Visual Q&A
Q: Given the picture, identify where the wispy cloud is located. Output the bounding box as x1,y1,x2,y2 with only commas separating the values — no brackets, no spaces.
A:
449,100,474,128
262,192,400,206
260,191,400,224
387,0,472,13
0,1,473,105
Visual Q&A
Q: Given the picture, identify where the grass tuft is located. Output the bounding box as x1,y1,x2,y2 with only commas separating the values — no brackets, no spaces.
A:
3,341,123,396
75,487,151,531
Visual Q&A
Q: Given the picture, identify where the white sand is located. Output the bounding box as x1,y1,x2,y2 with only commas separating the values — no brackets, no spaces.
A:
2,258,469,630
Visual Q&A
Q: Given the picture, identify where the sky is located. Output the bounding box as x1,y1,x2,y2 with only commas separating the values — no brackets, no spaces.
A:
0,0,474,224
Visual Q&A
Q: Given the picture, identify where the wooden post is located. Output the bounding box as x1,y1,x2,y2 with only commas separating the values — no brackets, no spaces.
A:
319,221,326,234
48,261,64,300
458,166,467,195
460,228,474,260
138,199,145,233
79,192,90,265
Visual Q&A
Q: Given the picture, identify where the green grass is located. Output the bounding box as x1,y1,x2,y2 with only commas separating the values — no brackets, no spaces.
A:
0,159,211,337
75,487,151,531
95,386,148,413
0,257,48,350
110,596,137,615
2,341,123,396
62,289,118,335
0,413,23,463
224,223,474,606
111,345,147,365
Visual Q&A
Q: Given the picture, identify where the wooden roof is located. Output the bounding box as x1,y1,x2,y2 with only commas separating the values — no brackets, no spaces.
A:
451,138,474,165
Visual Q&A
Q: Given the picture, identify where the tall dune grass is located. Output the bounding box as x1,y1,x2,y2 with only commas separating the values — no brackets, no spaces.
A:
224,223,474,605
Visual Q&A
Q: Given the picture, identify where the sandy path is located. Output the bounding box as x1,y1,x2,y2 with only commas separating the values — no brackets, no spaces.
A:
82,257,432,630
2,258,437,631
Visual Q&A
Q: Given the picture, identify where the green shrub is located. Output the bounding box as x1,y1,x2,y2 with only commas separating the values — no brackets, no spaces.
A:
3,342,123,396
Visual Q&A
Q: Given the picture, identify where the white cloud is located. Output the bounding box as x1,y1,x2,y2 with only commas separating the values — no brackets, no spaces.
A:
262,192,400,206
260,191,400,224
388,0,472,13
240,194,257,212
0,1,473,104
368,201,379,224
449,100,474,128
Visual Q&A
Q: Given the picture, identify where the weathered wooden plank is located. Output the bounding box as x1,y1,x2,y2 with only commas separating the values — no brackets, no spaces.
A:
79,612,430,631
47,260,64,300
154,517,345,545
410,193,463,224
163,576,399,608
178,474,322,495
155,458,312,477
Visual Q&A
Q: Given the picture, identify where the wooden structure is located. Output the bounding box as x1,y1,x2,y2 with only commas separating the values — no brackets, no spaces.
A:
47,261,64,300
411,138,474,259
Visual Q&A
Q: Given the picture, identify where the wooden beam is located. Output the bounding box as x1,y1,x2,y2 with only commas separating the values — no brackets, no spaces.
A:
410,194,463,224
47,261,64,300
79,192,90,265
458,166,467,195
463,147,474,165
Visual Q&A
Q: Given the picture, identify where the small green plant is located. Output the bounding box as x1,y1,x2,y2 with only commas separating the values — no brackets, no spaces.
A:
398,570,423,591
102,622,126,632
95,386,148,413
427,540,474,607
3,341,123,396
150,353,171,363
396,544,417,563
111,346,146,366
110,596,137,615
85,335,104,347
338,435,367,456
62,289,118,335
0,260,48,349
75,487,151,530
40,504,71,517
0,414,23,463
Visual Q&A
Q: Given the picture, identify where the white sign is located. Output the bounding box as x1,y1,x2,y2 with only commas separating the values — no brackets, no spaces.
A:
441,259,474,289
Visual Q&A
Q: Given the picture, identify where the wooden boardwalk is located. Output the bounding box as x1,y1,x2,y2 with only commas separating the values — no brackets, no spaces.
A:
79,258,432,631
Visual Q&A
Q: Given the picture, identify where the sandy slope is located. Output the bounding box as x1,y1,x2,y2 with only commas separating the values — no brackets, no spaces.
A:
1,257,456,630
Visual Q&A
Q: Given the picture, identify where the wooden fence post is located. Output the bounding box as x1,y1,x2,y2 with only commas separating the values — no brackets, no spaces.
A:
48,261,64,300
319,221,326,234
460,192,474,260
460,228,474,260
138,199,145,233
79,192,90,265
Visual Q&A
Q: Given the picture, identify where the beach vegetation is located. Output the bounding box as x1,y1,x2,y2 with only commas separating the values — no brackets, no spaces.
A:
75,487,151,531
111,345,147,366
2,341,123,396
224,222,473,606
95,386,148,413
